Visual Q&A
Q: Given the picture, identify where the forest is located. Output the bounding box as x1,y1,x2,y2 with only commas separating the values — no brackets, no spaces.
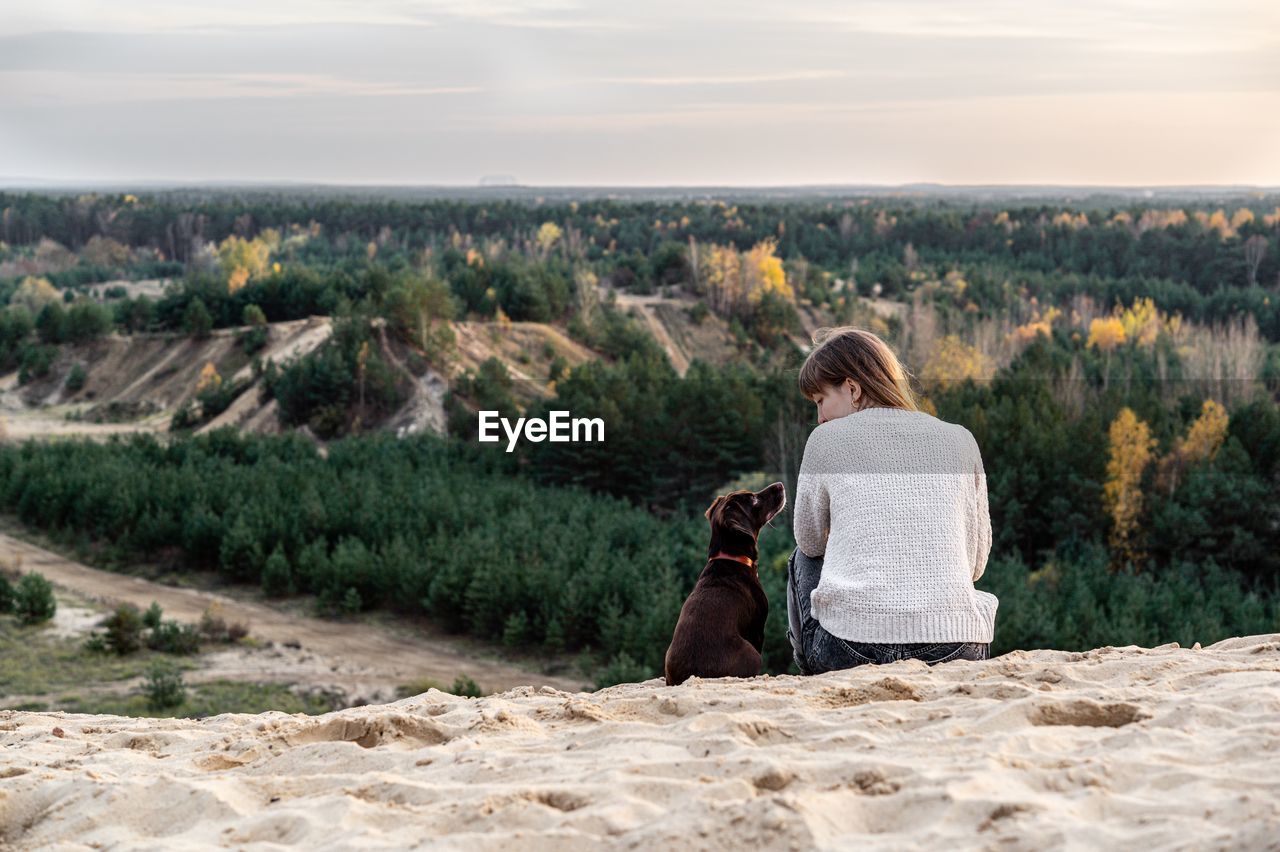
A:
0,188,1278,683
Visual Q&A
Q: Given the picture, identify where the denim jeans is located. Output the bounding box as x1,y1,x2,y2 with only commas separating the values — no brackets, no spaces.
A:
786,546,991,675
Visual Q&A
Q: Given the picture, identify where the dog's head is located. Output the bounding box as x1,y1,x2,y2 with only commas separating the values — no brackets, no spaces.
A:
705,482,786,555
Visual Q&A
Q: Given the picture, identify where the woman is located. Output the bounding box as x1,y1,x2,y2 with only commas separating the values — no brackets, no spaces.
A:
786,326,997,674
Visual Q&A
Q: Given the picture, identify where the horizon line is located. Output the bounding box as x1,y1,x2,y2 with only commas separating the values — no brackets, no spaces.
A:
2,177,1279,193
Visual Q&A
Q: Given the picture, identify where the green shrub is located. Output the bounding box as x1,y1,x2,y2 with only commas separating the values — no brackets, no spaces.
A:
341,586,362,615
143,661,186,710
396,677,446,698
547,354,568,382
14,573,56,624
242,304,267,327
142,600,163,629
183,298,213,338
450,675,483,697
147,620,202,655
593,652,653,689
65,363,88,393
169,402,198,431
64,301,113,343
502,611,529,647
104,603,144,654
392,676,486,700
0,572,14,613
261,546,294,597
196,378,244,421
35,302,66,344
239,325,268,354
219,516,263,582
17,344,56,385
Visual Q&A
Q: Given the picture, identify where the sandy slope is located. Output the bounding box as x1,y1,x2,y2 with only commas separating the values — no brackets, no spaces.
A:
0,317,336,441
2,635,1279,850
0,532,588,705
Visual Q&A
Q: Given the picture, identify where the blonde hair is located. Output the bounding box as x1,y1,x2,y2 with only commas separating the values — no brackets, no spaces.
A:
797,326,919,411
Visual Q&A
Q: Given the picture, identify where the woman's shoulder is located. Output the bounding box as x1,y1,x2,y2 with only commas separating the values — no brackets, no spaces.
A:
820,407,981,463
828,405,948,434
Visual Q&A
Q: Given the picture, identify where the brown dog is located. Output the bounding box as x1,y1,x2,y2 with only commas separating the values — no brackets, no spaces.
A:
664,482,787,686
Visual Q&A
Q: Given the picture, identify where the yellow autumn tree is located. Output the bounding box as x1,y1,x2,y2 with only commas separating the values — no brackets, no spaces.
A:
1009,306,1061,346
195,362,222,395
535,222,562,259
1155,399,1228,495
1202,208,1233,238
1010,320,1051,345
1104,407,1157,570
1052,211,1089,229
1183,399,1229,461
217,235,271,294
701,243,743,316
11,276,61,315
1087,317,1126,352
743,238,793,304
1118,297,1160,347
1138,209,1188,232
1230,208,1254,230
920,336,993,392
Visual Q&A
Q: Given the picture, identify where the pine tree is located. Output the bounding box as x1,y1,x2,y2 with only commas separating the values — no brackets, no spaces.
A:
262,546,294,597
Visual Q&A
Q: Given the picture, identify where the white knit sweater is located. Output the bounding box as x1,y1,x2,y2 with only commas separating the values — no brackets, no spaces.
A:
792,406,998,643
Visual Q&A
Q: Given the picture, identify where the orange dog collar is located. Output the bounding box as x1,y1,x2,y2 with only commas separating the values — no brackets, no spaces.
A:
709,552,756,569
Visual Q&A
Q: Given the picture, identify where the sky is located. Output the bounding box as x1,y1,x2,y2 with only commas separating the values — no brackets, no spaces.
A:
1,0,1278,187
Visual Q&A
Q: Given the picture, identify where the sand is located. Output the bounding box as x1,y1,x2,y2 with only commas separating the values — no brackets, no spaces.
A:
2,635,1279,850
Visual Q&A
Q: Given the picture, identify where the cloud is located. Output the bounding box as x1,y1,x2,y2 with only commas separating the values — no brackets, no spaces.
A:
589,70,849,87
0,71,482,104
0,0,433,34
0,0,1275,184
782,0,1279,54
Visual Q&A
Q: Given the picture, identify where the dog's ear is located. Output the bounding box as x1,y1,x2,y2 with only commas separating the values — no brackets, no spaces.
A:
704,495,724,520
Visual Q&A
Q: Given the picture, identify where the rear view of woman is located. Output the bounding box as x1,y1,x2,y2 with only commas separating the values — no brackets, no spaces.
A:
787,326,997,673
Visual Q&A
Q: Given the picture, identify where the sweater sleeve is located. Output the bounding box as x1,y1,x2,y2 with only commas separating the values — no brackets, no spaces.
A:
793,430,830,558
969,433,992,583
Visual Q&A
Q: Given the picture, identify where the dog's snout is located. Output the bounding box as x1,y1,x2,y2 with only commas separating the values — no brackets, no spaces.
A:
755,482,786,521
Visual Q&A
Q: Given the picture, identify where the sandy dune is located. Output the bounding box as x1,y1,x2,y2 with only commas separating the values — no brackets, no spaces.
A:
3,635,1278,849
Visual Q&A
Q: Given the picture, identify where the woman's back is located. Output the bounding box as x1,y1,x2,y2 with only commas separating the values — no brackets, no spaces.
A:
792,405,997,644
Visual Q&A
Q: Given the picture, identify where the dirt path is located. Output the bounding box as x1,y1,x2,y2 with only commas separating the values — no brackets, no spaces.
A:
376,325,447,437
612,291,692,374
0,532,590,701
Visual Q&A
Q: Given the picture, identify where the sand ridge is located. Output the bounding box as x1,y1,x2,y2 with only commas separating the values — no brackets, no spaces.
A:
3,634,1279,849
